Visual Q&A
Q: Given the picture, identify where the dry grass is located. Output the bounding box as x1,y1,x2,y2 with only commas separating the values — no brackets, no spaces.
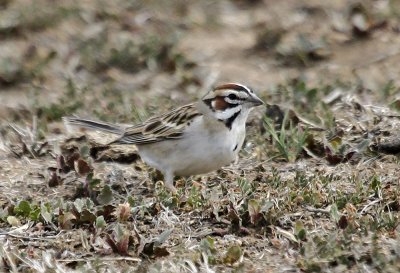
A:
2,0,400,272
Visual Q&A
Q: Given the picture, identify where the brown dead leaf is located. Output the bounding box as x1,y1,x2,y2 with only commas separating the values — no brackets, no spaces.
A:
56,154,70,173
138,229,172,258
74,158,92,176
66,152,80,170
105,224,134,256
58,211,77,229
228,202,241,233
337,215,348,229
105,233,130,256
153,246,169,257
48,170,62,187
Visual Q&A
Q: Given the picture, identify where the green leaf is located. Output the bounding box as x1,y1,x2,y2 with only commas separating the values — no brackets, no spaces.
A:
294,221,306,240
90,178,102,189
261,201,274,212
127,196,135,207
200,236,216,254
74,199,85,213
29,207,41,221
237,178,252,197
78,209,96,224
79,145,90,158
223,245,242,265
0,207,8,221
97,185,113,205
14,200,32,217
85,198,95,209
154,229,173,247
40,203,52,223
200,236,217,264
330,203,340,222
95,215,106,229
115,223,125,241
371,176,381,197
73,198,95,214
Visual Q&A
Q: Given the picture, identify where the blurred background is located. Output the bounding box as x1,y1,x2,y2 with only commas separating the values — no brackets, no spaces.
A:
3,2,400,271
1,0,400,124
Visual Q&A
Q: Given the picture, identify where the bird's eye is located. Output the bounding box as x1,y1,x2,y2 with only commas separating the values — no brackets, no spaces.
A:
228,94,238,100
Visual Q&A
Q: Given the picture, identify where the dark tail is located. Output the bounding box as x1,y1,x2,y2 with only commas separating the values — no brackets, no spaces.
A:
63,116,123,135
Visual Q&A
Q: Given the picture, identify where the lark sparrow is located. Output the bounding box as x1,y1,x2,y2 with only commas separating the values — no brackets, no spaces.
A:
64,83,264,192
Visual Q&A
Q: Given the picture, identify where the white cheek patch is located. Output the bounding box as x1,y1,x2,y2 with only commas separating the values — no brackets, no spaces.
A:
215,105,242,120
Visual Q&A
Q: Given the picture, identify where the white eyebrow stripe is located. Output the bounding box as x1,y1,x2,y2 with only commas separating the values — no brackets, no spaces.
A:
235,91,248,99
216,90,249,99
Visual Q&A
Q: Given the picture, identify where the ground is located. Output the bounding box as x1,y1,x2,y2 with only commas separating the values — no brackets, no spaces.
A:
1,0,400,272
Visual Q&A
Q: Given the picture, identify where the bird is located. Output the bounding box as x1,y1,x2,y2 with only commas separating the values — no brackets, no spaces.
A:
63,83,264,192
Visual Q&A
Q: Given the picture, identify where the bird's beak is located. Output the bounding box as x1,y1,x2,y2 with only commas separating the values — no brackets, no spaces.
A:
248,93,265,107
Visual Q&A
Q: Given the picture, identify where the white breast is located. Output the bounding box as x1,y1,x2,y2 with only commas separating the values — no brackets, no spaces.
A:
137,115,246,177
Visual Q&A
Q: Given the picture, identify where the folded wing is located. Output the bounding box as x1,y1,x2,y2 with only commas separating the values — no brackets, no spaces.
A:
112,104,202,145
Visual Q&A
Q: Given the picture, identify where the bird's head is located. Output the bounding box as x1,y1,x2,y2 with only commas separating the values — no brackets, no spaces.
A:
201,83,264,129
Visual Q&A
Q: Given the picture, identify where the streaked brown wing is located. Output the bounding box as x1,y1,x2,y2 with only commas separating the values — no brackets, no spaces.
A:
113,104,202,145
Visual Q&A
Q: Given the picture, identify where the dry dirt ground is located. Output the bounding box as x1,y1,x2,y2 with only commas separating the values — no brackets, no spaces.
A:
2,0,400,272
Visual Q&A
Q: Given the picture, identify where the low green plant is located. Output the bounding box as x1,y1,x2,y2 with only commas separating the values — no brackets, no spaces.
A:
187,185,206,209
263,112,309,162
237,177,254,197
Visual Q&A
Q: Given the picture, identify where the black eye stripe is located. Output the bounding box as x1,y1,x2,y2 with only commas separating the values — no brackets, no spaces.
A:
203,94,245,112
228,94,238,100
203,98,213,110
225,95,245,102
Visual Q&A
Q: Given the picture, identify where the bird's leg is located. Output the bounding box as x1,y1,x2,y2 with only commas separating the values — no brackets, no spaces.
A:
163,171,177,194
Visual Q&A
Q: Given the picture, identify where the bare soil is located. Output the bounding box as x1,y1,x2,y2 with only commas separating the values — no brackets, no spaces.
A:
1,0,400,272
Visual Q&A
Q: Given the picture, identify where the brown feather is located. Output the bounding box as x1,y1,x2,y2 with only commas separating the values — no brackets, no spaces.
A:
214,83,249,93
213,97,229,111
113,104,202,145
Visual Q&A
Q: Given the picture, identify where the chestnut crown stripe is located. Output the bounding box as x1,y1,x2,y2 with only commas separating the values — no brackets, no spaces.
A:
213,83,252,94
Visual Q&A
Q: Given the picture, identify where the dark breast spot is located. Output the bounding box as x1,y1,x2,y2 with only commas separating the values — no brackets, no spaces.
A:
225,111,241,130
233,143,238,151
